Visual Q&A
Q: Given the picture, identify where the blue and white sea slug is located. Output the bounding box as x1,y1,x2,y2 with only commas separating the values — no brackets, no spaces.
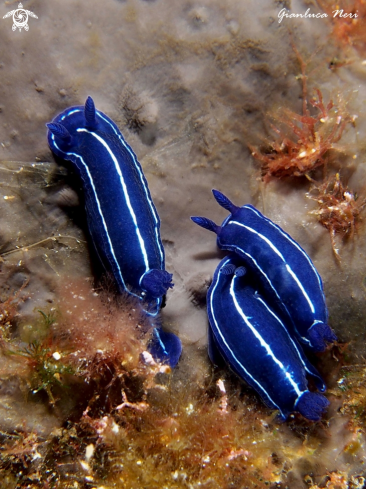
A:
192,190,337,352
47,96,173,317
207,255,329,421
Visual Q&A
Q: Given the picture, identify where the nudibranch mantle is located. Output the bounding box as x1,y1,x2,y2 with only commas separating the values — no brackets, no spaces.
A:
207,255,329,421
47,97,173,317
192,189,337,352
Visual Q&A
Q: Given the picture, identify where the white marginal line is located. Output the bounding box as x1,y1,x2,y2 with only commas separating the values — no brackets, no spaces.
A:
61,109,80,119
50,130,161,318
51,137,127,290
285,264,315,313
221,213,232,227
208,259,283,414
61,107,163,267
153,328,168,355
78,128,150,272
255,295,314,375
224,243,282,302
244,204,324,294
230,220,285,260
98,112,164,266
229,220,315,315
230,276,302,397
219,243,302,341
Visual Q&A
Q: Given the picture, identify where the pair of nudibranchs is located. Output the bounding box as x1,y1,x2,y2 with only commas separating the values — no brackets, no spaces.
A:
191,190,337,421
47,96,335,421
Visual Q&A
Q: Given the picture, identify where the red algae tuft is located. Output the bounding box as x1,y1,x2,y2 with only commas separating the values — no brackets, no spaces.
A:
307,173,366,260
249,48,352,181
317,0,366,56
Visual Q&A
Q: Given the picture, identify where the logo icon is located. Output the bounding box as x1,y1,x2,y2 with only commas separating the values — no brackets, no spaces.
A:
3,3,38,31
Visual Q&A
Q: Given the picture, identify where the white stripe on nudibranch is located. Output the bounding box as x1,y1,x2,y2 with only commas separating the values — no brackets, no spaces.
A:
61,109,80,119
230,276,302,397
229,220,315,315
218,242,302,338
51,134,128,292
224,243,282,302
230,221,285,261
209,259,283,414
243,205,324,294
77,128,150,272
221,214,232,227
255,295,312,372
285,264,315,313
97,112,164,266
60,107,164,267
153,328,168,355
50,114,162,318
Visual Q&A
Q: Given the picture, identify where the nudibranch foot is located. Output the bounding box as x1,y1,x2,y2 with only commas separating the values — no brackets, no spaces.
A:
295,391,330,422
140,269,174,298
148,327,182,368
295,345,326,392
207,325,226,368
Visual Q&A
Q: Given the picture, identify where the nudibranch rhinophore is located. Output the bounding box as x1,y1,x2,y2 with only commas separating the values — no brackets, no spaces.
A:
191,190,337,352
207,255,329,421
47,96,173,318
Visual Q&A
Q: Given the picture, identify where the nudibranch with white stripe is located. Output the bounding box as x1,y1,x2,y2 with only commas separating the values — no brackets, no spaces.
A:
46,97,173,317
207,255,329,421
192,190,337,352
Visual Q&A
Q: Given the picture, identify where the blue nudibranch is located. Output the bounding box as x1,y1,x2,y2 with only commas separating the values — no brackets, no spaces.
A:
47,96,173,317
192,190,337,352
207,255,329,420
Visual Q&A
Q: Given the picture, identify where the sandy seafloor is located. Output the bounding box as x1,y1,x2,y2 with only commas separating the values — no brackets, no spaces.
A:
1,0,366,487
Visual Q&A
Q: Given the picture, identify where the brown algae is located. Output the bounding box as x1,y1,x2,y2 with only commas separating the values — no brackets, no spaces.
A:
0,280,365,488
